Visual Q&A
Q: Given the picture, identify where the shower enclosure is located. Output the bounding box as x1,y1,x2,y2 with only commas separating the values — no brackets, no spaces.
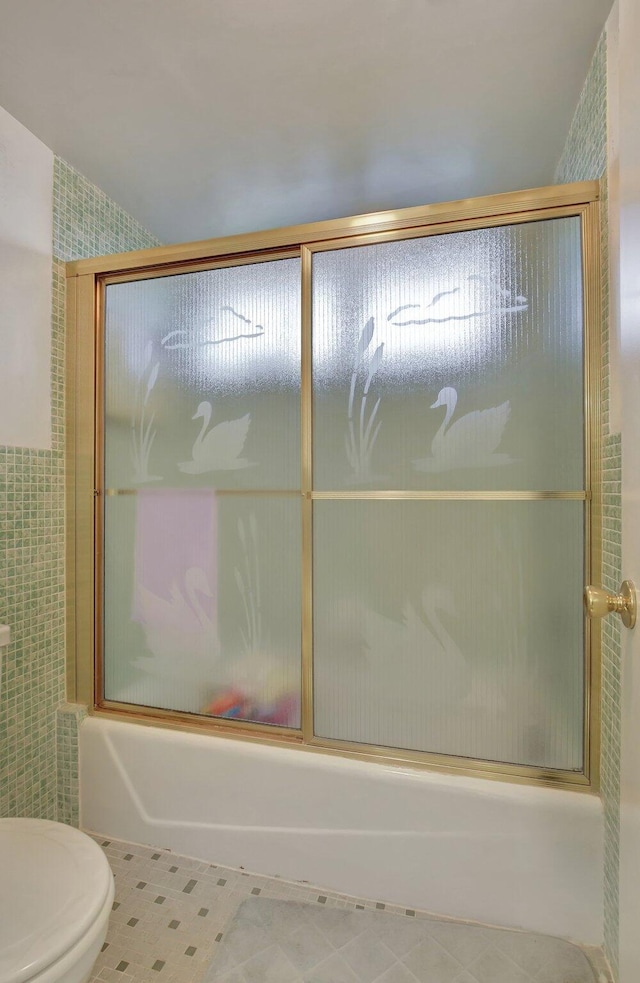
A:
67,181,601,788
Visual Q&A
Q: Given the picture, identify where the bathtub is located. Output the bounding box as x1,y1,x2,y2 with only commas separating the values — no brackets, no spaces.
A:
80,716,603,944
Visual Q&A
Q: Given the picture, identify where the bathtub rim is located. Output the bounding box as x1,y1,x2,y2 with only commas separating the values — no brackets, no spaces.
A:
87,702,599,795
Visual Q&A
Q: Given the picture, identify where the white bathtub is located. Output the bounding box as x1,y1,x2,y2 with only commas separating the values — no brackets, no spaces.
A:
80,716,603,943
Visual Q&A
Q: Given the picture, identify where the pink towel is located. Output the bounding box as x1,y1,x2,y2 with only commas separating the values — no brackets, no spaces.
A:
133,490,218,627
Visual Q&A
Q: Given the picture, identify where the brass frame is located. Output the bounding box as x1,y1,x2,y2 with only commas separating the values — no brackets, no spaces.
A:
66,181,601,792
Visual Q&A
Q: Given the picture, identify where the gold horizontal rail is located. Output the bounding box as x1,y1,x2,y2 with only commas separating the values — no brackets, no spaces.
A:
99,700,303,740
66,180,599,278
100,248,301,286
104,487,588,500
311,490,588,501
104,487,301,496
303,203,590,257
89,703,591,792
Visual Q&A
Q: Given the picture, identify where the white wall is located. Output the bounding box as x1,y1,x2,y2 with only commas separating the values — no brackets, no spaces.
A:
0,105,53,449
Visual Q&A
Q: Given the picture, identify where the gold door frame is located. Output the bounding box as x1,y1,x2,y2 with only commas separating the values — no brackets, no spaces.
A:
66,181,601,791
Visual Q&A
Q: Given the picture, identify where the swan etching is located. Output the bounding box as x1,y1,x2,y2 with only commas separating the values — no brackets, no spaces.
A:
178,401,254,474
132,565,221,710
135,566,219,668
317,587,470,751
413,386,513,473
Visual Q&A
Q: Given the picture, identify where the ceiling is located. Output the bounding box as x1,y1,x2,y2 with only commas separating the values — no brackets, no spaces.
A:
0,0,613,245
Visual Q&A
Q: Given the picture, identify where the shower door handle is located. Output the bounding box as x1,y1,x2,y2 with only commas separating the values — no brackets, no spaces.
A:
584,580,637,629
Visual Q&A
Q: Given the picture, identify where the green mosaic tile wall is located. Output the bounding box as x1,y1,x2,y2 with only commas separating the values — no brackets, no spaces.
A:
0,260,66,822
555,31,621,980
56,702,87,825
53,157,160,262
0,155,159,826
555,34,607,185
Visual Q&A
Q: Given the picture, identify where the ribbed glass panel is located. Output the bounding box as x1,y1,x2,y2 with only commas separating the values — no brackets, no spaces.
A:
313,499,584,770
103,257,301,727
104,257,300,491
104,493,301,727
312,218,583,491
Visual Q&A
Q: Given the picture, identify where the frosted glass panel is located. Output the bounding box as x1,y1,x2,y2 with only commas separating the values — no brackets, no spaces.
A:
104,257,300,490
313,219,583,490
104,493,301,727
313,500,584,770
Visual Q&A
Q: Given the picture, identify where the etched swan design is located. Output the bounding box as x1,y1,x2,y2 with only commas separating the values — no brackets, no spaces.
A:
178,401,254,474
135,566,218,664
132,565,220,710
413,386,512,473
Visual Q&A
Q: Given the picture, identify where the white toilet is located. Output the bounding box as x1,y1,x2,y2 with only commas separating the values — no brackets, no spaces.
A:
0,818,114,983
0,626,114,983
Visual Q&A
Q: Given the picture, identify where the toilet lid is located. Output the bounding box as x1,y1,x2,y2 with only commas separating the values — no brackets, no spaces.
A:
0,819,113,983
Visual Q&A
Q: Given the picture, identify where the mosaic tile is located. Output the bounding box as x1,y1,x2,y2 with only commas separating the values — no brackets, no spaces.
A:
555,29,619,981
0,156,159,827
53,158,160,262
56,702,87,824
0,263,66,822
87,837,609,983
555,34,607,186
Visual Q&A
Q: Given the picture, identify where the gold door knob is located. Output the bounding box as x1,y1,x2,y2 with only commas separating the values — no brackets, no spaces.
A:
584,580,637,629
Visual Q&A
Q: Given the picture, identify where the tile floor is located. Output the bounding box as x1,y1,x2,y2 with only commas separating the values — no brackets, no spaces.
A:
88,836,612,983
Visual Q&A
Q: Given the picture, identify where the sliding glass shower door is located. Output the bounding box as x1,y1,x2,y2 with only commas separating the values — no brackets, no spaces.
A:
309,218,586,771
96,191,596,783
103,256,302,728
